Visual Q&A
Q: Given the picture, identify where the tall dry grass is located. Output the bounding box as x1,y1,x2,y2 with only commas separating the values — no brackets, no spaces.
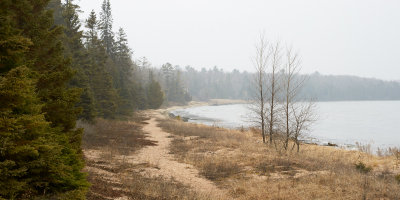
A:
79,114,205,200
158,118,400,199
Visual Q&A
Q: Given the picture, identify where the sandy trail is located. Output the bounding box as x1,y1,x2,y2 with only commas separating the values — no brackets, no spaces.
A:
131,113,226,199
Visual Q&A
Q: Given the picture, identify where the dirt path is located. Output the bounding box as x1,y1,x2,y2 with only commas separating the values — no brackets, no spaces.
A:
131,113,226,199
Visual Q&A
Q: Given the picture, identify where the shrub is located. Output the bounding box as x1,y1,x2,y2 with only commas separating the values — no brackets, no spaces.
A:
396,174,400,183
355,162,372,174
201,160,241,181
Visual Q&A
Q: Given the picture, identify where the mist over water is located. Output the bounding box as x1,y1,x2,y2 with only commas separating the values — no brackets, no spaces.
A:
172,101,400,150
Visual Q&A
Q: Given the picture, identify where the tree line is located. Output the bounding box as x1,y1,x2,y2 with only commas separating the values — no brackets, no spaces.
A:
0,0,171,199
173,66,400,102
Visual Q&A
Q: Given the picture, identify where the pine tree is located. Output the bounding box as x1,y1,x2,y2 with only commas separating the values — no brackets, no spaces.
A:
85,10,98,48
114,28,136,115
161,63,174,102
0,67,87,199
99,0,114,56
85,11,118,118
136,83,148,110
147,71,164,109
49,0,97,122
15,0,82,132
160,63,188,103
63,0,96,121
0,0,88,198
0,67,52,198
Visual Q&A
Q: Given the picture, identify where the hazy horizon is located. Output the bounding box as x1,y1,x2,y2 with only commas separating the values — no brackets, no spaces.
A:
77,0,400,81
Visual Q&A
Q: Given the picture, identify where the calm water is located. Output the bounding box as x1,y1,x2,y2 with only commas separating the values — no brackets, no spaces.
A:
171,101,400,150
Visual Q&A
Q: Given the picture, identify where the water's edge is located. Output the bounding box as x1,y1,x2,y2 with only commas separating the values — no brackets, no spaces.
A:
168,106,357,150
169,102,400,152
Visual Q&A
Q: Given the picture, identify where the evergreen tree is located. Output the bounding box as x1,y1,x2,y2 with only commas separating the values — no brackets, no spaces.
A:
99,0,114,56
160,63,189,103
51,0,96,122
161,63,174,102
0,2,32,74
85,11,118,118
134,58,151,110
135,83,148,109
147,71,164,109
85,10,98,48
14,0,81,132
0,1,88,198
0,67,88,199
114,28,136,115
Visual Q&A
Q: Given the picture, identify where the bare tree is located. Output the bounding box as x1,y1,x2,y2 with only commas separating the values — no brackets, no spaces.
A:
266,42,282,145
291,101,317,152
250,38,316,150
281,46,315,151
249,34,271,143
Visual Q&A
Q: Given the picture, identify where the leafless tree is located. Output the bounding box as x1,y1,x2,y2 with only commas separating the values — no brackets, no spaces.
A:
249,34,271,143
291,101,317,152
281,46,315,151
251,38,316,150
266,42,282,145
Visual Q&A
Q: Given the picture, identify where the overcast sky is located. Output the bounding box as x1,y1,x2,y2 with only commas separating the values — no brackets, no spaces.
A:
77,0,400,80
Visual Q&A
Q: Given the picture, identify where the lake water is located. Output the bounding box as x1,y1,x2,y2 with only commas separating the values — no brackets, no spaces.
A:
171,101,400,150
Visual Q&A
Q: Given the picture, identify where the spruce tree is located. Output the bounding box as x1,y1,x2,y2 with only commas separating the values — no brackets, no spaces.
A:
114,28,136,115
0,4,32,74
0,67,88,199
136,83,148,110
147,71,164,109
99,0,114,56
85,11,118,119
53,0,97,121
0,0,88,198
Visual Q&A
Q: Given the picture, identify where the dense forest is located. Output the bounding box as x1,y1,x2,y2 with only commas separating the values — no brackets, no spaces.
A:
0,0,175,199
173,67,400,101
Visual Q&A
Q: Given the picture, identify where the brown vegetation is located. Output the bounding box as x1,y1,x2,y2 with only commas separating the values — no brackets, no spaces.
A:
79,114,202,200
159,118,400,199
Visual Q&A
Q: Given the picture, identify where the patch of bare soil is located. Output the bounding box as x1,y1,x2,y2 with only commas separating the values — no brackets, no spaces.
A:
128,113,227,199
81,116,205,200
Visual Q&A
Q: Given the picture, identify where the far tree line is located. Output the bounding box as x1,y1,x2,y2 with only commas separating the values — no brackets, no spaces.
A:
176,67,400,102
0,0,186,198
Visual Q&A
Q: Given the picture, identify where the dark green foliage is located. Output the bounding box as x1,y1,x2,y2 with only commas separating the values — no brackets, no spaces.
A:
1,0,174,197
396,174,400,183
0,67,88,199
14,0,81,132
147,72,164,109
114,28,136,115
355,162,372,174
0,0,88,198
85,10,118,119
54,0,97,122
99,0,114,56
135,84,148,110
87,41,118,119
161,63,190,104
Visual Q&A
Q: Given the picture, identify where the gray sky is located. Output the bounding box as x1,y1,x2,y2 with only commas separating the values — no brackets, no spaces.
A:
78,0,400,80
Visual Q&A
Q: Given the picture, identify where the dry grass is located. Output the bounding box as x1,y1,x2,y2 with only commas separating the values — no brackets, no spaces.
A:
158,118,400,200
79,113,204,200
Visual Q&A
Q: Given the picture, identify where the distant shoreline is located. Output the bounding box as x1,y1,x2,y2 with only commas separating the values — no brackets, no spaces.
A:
163,100,400,154
161,103,370,155
163,99,249,113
